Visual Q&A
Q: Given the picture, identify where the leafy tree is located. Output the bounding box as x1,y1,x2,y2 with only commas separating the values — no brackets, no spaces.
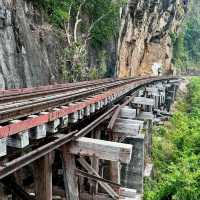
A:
33,0,127,81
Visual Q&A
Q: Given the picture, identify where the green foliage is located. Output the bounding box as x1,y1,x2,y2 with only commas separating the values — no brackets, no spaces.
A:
33,0,126,47
173,32,189,70
170,32,178,45
173,0,200,71
33,0,126,81
84,0,125,48
144,78,200,200
184,0,200,64
33,0,71,26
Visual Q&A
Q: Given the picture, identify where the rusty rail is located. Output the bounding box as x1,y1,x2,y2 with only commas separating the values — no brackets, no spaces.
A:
0,107,117,179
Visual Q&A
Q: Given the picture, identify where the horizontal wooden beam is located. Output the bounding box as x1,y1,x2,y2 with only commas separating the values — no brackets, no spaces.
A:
137,112,154,120
145,87,159,93
116,118,144,127
113,122,140,136
119,107,137,119
133,97,155,106
119,187,136,198
69,137,132,164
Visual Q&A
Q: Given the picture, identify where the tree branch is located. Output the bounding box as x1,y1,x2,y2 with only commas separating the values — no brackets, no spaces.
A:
74,0,86,43
84,11,111,46
64,1,73,45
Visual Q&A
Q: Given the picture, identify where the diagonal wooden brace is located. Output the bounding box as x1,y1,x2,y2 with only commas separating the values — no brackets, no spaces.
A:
77,157,119,200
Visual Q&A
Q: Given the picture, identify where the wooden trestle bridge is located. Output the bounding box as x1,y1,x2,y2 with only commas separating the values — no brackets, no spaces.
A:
0,76,181,200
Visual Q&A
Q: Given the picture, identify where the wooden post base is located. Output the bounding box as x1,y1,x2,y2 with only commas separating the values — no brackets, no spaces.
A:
34,153,53,200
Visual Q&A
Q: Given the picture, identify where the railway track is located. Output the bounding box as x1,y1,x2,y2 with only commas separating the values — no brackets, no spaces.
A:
0,77,140,103
0,78,114,103
0,76,179,139
0,77,152,123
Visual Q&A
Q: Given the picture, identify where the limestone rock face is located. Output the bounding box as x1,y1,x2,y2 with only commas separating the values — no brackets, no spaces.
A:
0,0,64,89
117,0,186,77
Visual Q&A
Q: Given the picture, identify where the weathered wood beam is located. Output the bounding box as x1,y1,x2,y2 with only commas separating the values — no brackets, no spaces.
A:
133,97,155,106
116,118,144,127
90,130,101,194
34,153,53,200
113,122,140,136
61,145,79,200
121,135,145,194
69,137,132,164
119,107,137,119
78,158,119,199
119,187,136,198
137,112,154,120
110,161,121,187
75,169,120,187
145,87,159,93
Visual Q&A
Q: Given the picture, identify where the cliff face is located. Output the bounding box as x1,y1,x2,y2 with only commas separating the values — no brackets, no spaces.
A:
0,0,117,89
117,0,186,77
0,0,186,88
0,0,64,89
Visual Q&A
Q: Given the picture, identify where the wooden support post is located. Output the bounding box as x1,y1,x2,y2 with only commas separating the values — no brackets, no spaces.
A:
61,145,79,200
110,161,121,187
109,132,121,189
147,120,153,158
90,154,100,194
91,130,101,194
34,153,53,200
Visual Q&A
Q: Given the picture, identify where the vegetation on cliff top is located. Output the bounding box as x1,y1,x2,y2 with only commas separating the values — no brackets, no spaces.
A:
173,0,200,72
33,0,126,82
144,78,200,200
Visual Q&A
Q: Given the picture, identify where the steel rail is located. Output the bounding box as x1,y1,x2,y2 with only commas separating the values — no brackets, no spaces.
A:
0,77,146,104
0,78,137,111
0,77,138,103
0,78,114,103
0,77,149,123
0,77,180,138
0,107,117,179
0,78,112,97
